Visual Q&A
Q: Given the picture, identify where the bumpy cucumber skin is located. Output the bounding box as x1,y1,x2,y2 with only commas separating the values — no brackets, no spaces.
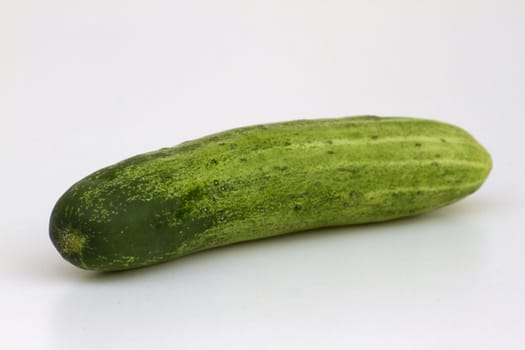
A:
49,116,492,271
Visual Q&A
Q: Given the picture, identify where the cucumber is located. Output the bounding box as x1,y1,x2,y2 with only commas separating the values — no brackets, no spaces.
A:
49,116,492,271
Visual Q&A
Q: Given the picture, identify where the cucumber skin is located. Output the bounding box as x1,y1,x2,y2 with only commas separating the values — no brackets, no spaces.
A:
49,116,492,271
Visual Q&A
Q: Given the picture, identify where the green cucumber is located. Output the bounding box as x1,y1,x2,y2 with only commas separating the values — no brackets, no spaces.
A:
49,116,492,271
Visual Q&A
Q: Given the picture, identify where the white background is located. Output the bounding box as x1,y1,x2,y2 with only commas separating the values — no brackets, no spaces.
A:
1,1,524,349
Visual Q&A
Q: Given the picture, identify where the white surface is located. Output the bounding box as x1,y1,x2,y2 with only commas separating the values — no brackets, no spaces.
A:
1,1,525,349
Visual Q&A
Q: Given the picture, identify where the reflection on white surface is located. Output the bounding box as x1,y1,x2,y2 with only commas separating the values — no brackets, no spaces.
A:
50,201,493,349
